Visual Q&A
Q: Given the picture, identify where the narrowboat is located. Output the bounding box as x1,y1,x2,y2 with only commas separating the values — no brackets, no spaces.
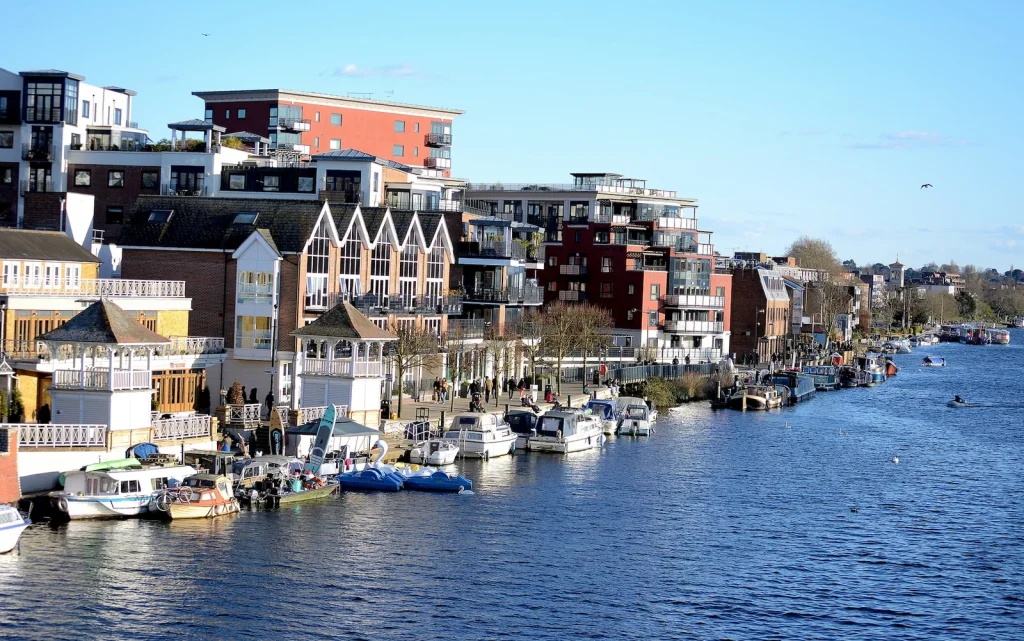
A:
802,365,840,391
771,371,817,403
51,465,197,520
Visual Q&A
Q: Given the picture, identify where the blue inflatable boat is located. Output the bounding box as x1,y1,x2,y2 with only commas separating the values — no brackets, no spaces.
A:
402,471,472,493
336,468,404,492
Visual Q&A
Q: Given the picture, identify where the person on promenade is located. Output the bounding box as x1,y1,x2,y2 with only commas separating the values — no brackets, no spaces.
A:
518,377,526,400
484,377,492,403
493,375,500,401
432,377,441,403
440,379,448,404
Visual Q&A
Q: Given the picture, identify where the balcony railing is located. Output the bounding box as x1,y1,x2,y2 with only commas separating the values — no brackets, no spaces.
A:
464,285,543,305
20,179,55,193
558,290,586,302
698,243,715,256
227,403,262,427
460,240,541,262
443,318,485,340
425,133,452,146
655,216,699,230
559,264,588,276
593,212,631,225
161,184,208,197
164,337,226,356
1,277,186,298
303,357,384,378
277,118,311,132
153,414,213,441
235,330,272,350
319,188,362,204
53,368,152,390
17,424,107,447
424,157,451,169
237,282,274,303
661,320,725,334
663,294,725,309
22,143,53,161
290,405,348,428
467,182,678,198
312,293,462,315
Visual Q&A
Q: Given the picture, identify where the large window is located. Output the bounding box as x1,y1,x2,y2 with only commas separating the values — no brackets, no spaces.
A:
305,218,331,308
398,244,418,307
426,246,444,305
330,139,341,150
108,170,125,188
394,120,405,132
370,240,391,304
339,236,362,299
64,80,78,126
74,169,91,186
25,81,63,122
204,109,213,123
600,283,613,298
331,113,342,126
600,257,613,273
0,132,13,148
0,96,8,121
237,270,274,303
141,171,159,189
235,316,272,349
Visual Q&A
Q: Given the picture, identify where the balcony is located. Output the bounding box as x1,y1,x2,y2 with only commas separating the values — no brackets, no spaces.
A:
424,157,451,169
53,368,152,391
278,118,311,132
698,243,714,256
559,264,588,277
663,294,725,309
661,320,725,334
425,133,452,147
593,211,631,225
319,188,362,204
558,290,587,302
235,330,272,350
653,216,699,230
20,179,54,194
2,277,186,298
163,337,226,356
18,424,107,448
444,318,485,341
237,282,274,304
464,284,544,306
225,403,262,429
303,358,383,378
152,414,213,441
161,184,209,197
22,143,53,161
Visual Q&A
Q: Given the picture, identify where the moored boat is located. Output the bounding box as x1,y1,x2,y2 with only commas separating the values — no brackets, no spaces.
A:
156,474,240,520
408,439,460,465
727,385,784,410
986,328,1010,345
802,365,840,391
51,464,197,520
838,366,859,389
336,467,405,492
922,355,946,367
583,399,619,435
0,505,31,553
771,371,818,402
527,410,603,453
442,412,517,459
617,403,654,436
884,358,900,377
401,469,472,493
505,409,539,450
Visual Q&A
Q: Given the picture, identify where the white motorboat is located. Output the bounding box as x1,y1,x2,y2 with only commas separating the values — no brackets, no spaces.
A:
527,410,603,454
443,412,517,459
986,328,1011,345
50,465,197,519
0,505,30,553
505,409,540,450
408,439,460,466
922,355,946,367
617,403,655,436
583,399,619,435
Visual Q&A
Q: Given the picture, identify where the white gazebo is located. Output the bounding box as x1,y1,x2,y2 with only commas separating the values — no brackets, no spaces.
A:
291,301,396,427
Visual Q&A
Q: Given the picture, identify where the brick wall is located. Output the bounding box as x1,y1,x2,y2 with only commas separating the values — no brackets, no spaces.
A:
278,256,300,351
23,192,65,230
0,426,19,504
68,164,160,241
121,248,234,340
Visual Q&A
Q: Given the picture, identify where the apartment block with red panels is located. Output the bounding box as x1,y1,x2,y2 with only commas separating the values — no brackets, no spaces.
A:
193,90,461,176
464,173,731,364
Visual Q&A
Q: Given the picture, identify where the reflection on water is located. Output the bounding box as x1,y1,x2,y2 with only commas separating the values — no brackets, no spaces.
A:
1,334,1023,640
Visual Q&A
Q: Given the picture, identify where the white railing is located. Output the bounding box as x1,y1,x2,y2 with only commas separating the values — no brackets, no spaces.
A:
17,424,107,447
656,216,699,230
697,243,714,256
152,414,212,441
294,404,349,427
235,331,272,350
593,212,631,225
237,282,274,303
559,264,586,275
164,337,225,356
664,295,725,309
662,320,725,334
227,403,262,426
353,361,383,377
52,368,152,390
1,277,185,298
303,358,353,377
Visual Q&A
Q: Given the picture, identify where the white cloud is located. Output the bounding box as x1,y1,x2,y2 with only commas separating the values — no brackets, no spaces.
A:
846,131,977,150
331,63,423,78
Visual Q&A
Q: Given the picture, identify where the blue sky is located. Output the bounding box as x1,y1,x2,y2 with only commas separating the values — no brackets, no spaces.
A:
3,1,1022,270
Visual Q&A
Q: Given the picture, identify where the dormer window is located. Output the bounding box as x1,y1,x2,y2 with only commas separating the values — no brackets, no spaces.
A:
148,209,174,224
233,211,259,225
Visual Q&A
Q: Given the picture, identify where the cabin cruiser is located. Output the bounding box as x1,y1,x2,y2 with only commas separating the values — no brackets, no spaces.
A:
442,412,517,459
408,440,460,466
771,371,817,403
617,403,654,436
1013,316,1024,329
837,366,859,389
986,328,1011,345
615,396,657,423
50,465,196,520
922,355,946,367
156,474,240,520
802,365,839,391
583,398,619,435
505,410,540,450
528,410,603,453
0,505,31,553
728,385,783,410
855,355,886,386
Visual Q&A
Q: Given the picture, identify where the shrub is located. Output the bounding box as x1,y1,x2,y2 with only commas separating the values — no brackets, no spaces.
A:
227,381,245,405
8,388,24,423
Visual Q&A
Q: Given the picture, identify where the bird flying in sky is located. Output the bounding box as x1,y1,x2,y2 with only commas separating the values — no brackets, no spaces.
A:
921,184,933,189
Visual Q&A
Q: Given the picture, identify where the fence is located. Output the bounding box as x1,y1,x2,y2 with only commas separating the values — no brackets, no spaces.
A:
153,415,212,441
227,404,262,427
53,369,151,390
17,424,107,447
556,362,717,385
3,277,186,298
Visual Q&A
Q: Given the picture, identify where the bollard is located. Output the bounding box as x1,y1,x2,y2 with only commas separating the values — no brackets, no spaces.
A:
505,403,509,416
440,410,445,430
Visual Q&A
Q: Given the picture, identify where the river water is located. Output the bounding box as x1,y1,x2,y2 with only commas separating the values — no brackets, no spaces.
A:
2,334,1022,640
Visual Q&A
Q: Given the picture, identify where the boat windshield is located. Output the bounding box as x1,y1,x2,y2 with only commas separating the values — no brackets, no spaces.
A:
537,416,563,436
505,413,536,434
183,478,216,488
585,402,614,419
624,406,648,419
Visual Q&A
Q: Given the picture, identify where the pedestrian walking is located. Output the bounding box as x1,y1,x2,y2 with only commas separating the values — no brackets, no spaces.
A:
432,377,441,403
484,377,492,403
518,376,526,400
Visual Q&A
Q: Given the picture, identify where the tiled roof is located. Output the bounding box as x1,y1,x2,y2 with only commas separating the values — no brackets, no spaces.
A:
389,209,416,244
255,228,280,255
119,196,324,253
223,131,271,143
0,228,101,263
329,204,359,242
311,148,414,171
168,119,226,132
37,299,169,345
360,208,389,242
419,214,442,246
291,301,396,341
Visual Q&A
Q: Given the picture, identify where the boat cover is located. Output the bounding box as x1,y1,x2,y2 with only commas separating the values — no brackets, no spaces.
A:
126,442,159,460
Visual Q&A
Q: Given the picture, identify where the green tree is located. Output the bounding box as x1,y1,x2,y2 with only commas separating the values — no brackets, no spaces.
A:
955,290,976,319
8,388,24,423
221,136,246,151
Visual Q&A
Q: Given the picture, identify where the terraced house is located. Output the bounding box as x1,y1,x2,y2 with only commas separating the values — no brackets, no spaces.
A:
118,195,459,409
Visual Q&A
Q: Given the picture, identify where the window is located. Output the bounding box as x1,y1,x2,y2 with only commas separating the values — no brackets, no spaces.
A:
64,80,78,125
628,284,635,295
394,120,405,132
106,206,124,225
235,316,272,349
601,257,613,273
373,173,379,194
369,239,391,303
339,236,362,298
297,176,314,193
330,113,342,126
82,100,90,118
305,218,331,308
114,108,122,126
398,244,418,306
233,212,259,225
575,231,582,243
225,109,230,119
2,262,18,287
547,256,558,267
228,174,245,190
204,108,213,123
141,171,158,189
649,310,658,326
148,209,173,223
0,96,7,120
329,139,341,150
547,281,557,292
413,146,419,157
71,133,80,149
263,175,280,192
108,170,124,187
600,283,613,298
414,122,420,133
716,286,725,297
1,168,10,184
393,144,404,157
425,246,445,304
237,109,246,119
74,169,91,186
0,132,12,148
315,111,320,122
269,106,278,127
627,309,634,321
314,136,319,148
25,81,63,122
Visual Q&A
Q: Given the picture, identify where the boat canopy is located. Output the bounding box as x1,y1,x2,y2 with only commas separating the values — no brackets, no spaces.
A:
126,442,159,460
537,411,576,436
584,399,616,419
505,410,538,434
452,412,502,431
623,405,649,420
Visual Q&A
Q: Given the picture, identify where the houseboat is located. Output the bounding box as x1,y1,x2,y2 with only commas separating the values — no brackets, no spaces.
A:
51,465,197,520
838,366,860,389
986,328,1011,345
728,385,784,410
771,371,818,403
442,412,517,459
962,326,989,345
527,410,604,453
802,365,840,391
156,474,240,520
855,355,886,386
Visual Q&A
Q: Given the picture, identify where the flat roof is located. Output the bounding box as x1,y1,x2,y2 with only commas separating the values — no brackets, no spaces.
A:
192,88,463,116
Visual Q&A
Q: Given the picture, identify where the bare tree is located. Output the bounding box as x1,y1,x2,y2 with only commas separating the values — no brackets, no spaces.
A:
784,236,842,275
576,304,613,388
514,313,543,382
387,321,439,418
538,301,583,394
485,323,520,389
